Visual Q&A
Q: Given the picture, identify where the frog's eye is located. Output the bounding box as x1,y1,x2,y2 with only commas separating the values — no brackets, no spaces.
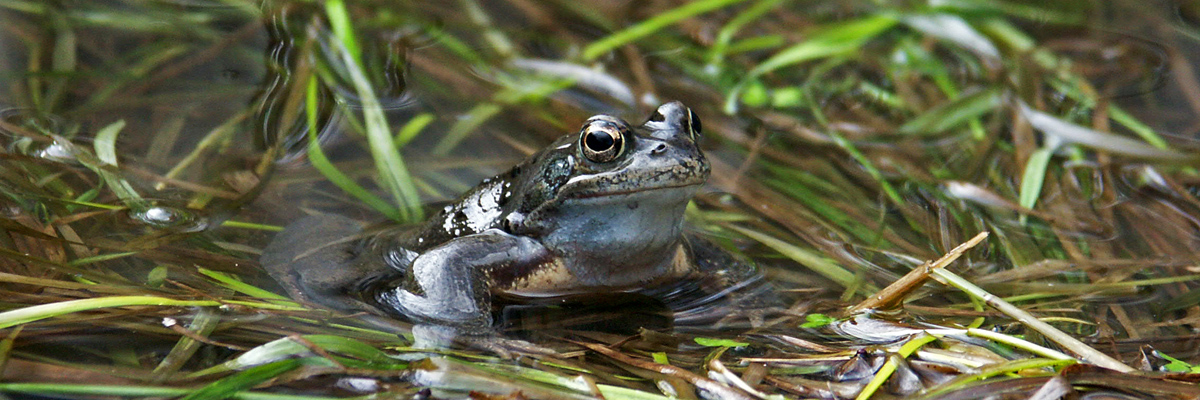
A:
579,120,626,163
684,108,702,140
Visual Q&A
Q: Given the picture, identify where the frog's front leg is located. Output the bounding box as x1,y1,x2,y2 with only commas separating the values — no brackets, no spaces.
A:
374,229,552,329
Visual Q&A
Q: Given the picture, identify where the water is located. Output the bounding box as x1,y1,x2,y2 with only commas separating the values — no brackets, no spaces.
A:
2,0,1200,398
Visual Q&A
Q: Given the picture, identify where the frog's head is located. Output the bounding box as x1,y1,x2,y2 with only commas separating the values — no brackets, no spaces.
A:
564,101,709,199
507,102,708,278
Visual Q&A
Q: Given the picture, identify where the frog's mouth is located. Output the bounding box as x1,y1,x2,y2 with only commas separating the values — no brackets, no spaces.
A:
566,181,704,200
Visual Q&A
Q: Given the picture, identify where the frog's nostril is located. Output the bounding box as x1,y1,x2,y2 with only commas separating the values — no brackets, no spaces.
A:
652,143,668,154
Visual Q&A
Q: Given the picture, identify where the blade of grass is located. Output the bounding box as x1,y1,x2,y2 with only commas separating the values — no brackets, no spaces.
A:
705,0,785,71
919,357,1076,398
322,0,361,65
727,225,863,290
829,132,903,204
1017,145,1055,224
0,296,222,330
903,13,999,60
582,0,748,61
394,112,435,148
898,87,1002,135
181,359,303,400
1106,104,1168,149
337,40,423,221
303,77,401,220
66,251,137,266
197,267,291,301
86,121,149,211
725,14,899,113
218,220,283,232
855,333,938,400
0,383,341,400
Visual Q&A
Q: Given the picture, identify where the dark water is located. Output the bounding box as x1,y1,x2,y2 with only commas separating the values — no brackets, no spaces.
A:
2,0,1200,398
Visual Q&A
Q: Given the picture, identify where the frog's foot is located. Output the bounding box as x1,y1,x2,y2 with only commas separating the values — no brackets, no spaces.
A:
411,324,558,359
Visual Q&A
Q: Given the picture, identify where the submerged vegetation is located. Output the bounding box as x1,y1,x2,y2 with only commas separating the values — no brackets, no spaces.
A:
2,0,1200,398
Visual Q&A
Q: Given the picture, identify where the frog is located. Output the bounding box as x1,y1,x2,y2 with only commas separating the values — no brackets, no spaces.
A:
260,101,765,333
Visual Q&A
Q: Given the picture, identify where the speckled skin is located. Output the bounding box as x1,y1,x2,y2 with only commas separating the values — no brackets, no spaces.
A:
262,102,757,330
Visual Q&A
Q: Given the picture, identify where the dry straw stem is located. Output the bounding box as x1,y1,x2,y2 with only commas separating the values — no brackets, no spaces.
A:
848,232,990,314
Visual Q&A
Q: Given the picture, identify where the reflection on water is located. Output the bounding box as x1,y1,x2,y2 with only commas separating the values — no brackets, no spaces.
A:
2,0,1200,397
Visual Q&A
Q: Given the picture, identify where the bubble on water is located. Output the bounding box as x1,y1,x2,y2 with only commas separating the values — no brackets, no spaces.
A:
32,139,80,163
130,206,209,232
0,108,77,157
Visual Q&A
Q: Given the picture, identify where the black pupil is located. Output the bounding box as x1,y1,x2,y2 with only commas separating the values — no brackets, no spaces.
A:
586,130,615,151
689,109,702,135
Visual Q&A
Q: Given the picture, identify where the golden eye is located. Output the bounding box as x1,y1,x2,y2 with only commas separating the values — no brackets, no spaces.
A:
579,121,625,163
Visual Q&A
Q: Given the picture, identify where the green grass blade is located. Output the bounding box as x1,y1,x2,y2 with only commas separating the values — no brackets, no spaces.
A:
903,13,999,60
1017,146,1054,222
582,0,748,61
727,226,862,290
0,296,222,329
337,43,424,222
0,383,341,400
726,14,899,112
227,335,401,370
93,120,125,166
66,251,137,266
84,120,148,211
1108,104,1168,149
303,77,401,220
899,87,1001,135
197,267,290,301
180,359,302,400
432,102,503,155
705,0,785,69
322,0,361,65
395,112,435,148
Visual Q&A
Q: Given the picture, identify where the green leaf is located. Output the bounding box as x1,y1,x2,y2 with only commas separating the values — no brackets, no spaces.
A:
728,226,863,290
801,313,835,328
726,14,898,113
693,337,749,348
228,335,400,370
899,87,1001,135
1155,351,1199,373
0,296,221,330
323,0,361,65
93,120,126,166
335,35,424,222
66,251,137,266
304,77,401,220
197,268,290,301
180,359,302,400
1017,146,1055,219
582,0,748,61
0,383,341,400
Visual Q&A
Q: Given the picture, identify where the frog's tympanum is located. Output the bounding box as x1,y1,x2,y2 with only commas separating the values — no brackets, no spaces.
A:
262,102,763,332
